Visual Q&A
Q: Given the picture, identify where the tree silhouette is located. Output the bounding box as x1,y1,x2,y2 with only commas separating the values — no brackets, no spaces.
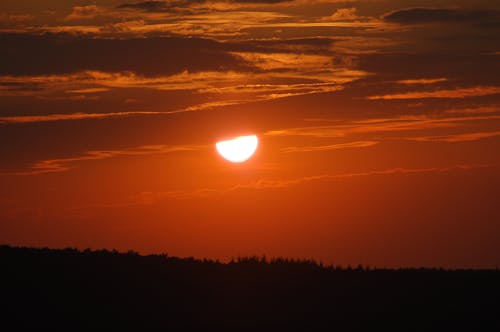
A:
0,245,499,330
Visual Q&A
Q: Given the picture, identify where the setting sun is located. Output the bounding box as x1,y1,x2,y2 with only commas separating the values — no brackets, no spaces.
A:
216,135,259,163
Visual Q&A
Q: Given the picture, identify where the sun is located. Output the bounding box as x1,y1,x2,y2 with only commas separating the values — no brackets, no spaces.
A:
216,135,259,163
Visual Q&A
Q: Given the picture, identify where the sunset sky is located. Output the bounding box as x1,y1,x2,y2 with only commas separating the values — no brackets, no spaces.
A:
1,0,499,268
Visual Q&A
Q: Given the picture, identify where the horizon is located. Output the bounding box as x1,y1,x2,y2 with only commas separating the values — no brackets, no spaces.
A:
4,244,500,271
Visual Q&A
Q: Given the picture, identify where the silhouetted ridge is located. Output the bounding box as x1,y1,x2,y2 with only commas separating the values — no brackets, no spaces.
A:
1,245,499,331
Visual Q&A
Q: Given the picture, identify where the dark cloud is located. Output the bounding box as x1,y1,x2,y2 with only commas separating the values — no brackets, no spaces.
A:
226,37,337,55
357,53,500,86
383,7,500,24
118,1,184,12
228,0,293,3
0,33,254,76
118,0,293,12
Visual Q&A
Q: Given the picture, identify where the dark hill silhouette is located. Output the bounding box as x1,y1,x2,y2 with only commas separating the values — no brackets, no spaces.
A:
1,245,499,330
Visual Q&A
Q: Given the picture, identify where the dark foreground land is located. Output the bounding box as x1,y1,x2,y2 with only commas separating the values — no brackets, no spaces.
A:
1,245,499,330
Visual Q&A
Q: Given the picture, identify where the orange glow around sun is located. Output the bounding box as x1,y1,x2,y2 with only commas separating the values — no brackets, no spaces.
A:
216,135,259,163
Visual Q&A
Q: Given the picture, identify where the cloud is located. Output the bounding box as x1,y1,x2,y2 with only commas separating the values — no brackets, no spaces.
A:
5,9,293,37
328,36,397,55
229,164,498,191
0,66,363,105
396,78,448,85
444,106,500,115
1,71,251,95
100,20,146,33
229,37,337,55
367,86,500,100
117,0,345,13
117,0,289,12
357,53,500,86
9,144,202,175
329,8,358,21
265,127,344,138
0,30,369,102
232,52,333,71
65,5,104,21
408,131,500,143
266,114,500,139
65,88,110,94
0,71,355,125
0,13,35,23
383,7,500,25
0,2,380,37
280,140,378,153
320,7,372,23
0,33,254,76
118,1,175,12
0,98,258,124
0,111,163,124
118,163,499,204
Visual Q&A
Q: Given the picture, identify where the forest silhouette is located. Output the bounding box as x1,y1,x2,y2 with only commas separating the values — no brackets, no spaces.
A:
1,245,499,330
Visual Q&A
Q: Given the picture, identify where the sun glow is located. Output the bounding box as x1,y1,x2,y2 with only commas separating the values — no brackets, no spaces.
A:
216,135,259,163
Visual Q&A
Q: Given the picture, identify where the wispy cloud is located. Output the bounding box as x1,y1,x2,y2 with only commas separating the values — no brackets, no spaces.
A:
0,63,368,125
0,13,34,23
230,164,498,190
382,7,500,25
407,131,500,143
1,0,385,38
396,78,448,85
264,114,500,153
8,144,202,175
63,163,499,215
321,7,359,21
123,163,499,204
64,5,105,21
444,106,500,115
367,86,500,100
66,88,111,94
0,111,163,124
232,52,332,71
0,64,365,99
281,140,378,153
118,0,359,13
266,114,500,138
0,97,288,125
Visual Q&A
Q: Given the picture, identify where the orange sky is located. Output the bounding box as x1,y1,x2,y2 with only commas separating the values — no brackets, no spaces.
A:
1,0,499,268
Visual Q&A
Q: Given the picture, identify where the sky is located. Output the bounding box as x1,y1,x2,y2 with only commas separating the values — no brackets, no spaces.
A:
1,0,499,268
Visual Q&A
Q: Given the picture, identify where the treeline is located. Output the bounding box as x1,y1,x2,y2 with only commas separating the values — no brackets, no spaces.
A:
1,245,499,330
3,244,492,271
